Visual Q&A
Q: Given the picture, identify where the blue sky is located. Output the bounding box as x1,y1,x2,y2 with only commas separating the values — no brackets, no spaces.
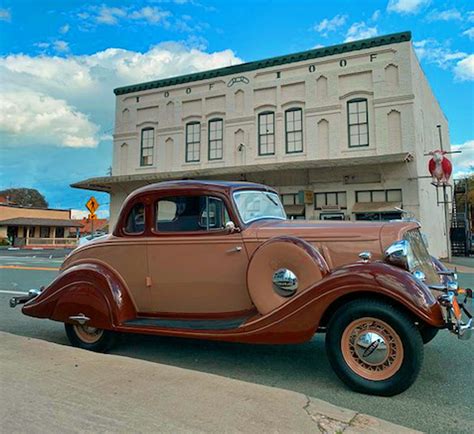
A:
0,0,473,216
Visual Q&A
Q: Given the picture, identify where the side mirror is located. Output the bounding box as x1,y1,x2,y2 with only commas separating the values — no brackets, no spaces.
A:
225,221,239,233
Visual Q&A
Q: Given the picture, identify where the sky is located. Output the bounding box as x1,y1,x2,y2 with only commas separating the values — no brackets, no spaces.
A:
0,0,473,217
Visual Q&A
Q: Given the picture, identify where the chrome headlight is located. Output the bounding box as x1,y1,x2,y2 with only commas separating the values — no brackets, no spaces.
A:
384,239,414,271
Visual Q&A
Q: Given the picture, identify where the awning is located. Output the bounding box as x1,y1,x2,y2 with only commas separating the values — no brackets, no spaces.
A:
0,217,84,227
71,152,413,193
352,202,402,213
284,205,305,215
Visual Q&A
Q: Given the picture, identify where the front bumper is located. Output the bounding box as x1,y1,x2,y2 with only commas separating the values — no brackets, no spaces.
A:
9,289,41,308
436,288,473,340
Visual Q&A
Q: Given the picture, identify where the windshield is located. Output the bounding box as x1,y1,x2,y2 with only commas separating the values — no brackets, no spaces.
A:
233,190,286,224
404,229,439,284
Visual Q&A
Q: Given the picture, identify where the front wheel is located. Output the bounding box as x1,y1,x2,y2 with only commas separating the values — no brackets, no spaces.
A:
326,299,423,396
65,323,117,353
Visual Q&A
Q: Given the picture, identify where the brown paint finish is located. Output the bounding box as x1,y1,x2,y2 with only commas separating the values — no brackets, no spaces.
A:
21,180,446,345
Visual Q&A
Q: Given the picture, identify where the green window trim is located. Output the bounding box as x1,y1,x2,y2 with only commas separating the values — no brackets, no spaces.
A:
208,118,224,161
285,108,303,154
185,121,201,163
140,128,154,167
258,111,275,156
347,98,369,148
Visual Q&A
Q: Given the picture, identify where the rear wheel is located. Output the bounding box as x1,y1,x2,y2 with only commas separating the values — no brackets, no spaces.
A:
326,299,423,396
65,323,117,353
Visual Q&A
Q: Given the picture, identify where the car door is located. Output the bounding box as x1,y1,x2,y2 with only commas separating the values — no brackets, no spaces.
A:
146,194,253,315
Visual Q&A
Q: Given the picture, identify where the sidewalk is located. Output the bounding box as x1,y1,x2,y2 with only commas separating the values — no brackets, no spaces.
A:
0,332,420,434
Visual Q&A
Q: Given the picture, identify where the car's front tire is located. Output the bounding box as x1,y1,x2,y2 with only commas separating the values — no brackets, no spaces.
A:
326,299,423,396
65,323,117,353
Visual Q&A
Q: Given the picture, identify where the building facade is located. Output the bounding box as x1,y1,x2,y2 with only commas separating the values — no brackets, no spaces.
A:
73,32,451,257
0,203,82,247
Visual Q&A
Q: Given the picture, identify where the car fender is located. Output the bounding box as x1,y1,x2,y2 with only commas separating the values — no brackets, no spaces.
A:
289,261,445,333
22,261,136,329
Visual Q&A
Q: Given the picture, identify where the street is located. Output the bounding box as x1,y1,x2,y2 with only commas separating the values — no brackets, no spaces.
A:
1,249,473,434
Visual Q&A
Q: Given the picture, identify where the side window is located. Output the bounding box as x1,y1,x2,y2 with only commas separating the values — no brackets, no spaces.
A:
155,196,229,232
125,203,145,234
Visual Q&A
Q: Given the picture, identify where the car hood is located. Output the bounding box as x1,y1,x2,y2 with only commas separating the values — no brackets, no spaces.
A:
244,219,420,268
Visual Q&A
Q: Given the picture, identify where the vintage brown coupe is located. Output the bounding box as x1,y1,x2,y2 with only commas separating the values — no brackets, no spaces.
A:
11,181,472,395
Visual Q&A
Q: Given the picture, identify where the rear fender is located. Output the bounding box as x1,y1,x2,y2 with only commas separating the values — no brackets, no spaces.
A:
22,262,136,329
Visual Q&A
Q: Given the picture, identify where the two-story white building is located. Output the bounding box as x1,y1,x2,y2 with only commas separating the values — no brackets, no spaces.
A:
73,31,451,257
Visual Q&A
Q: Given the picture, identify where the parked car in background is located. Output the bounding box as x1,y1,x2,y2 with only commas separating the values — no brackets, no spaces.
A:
11,181,472,396
77,231,107,246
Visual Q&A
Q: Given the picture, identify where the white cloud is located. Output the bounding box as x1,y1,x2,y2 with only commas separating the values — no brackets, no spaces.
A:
344,22,378,42
0,89,99,147
452,140,474,178
454,54,474,81
371,10,381,21
414,39,467,69
53,40,70,53
95,6,127,25
71,209,109,219
462,28,474,40
0,8,10,21
82,5,171,27
59,24,70,34
427,8,462,21
387,0,430,14
313,14,347,36
0,42,243,149
129,6,171,25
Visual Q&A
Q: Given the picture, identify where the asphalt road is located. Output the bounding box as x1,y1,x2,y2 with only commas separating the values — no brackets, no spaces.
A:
1,251,473,434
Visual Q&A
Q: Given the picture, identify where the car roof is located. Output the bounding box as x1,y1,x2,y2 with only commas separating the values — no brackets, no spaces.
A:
128,180,277,199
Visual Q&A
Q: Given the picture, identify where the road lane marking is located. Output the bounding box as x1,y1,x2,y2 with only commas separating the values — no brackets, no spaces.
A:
0,290,28,295
0,265,59,271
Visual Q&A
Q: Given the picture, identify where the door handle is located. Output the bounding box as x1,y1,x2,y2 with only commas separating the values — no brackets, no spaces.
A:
227,246,242,253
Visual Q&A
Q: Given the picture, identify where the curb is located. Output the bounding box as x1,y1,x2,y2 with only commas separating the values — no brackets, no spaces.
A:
0,332,422,433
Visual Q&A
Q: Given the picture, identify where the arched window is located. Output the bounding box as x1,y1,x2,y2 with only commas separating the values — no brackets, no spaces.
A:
258,111,275,156
140,128,154,166
285,108,303,153
347,99,369,147
208,118,223,160
185,122,201,162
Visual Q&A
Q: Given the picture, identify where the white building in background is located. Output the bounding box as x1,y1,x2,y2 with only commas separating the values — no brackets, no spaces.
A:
73,31,451,257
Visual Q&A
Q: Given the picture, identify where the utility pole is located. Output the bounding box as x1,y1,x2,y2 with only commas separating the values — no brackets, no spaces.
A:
437,125,452,262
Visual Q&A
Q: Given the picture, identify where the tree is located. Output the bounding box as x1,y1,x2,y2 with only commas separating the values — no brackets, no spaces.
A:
0,188,48,208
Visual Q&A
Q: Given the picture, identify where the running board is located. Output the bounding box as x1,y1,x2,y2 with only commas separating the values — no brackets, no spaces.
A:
123,316,248,331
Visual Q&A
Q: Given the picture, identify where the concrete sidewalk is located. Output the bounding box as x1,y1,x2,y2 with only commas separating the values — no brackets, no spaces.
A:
0,332,420,434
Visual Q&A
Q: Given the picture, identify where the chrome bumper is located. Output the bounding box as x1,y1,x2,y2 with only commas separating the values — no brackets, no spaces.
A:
9,289,41,308
434,287,473,341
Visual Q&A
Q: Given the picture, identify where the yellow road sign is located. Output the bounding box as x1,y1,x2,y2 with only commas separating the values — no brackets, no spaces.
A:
88,213,97,220
86,196,99,214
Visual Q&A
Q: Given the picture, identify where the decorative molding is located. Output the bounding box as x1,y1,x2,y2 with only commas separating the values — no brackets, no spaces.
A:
339,90,373,100
114,32,411,95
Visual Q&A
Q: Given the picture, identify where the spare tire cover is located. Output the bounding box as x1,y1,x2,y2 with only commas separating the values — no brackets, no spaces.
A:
247,236,328,315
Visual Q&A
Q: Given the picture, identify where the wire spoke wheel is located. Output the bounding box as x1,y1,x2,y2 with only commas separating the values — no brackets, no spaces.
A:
73,324,104,344
341,317,404,381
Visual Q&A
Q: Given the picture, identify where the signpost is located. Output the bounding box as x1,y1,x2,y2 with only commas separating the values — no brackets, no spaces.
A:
425,125,461,262
85,196,99,236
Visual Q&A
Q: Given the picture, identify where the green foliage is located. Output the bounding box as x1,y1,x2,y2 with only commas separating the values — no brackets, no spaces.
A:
0,188,48,208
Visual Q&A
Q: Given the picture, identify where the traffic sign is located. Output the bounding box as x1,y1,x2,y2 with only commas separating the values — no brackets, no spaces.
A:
88,213,97,220
86,196,99,214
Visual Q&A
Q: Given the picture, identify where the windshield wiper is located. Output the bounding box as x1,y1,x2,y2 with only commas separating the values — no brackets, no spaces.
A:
264,193,279,207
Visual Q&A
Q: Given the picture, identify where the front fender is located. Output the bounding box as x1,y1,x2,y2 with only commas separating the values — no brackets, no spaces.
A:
22,262,136,329
311,262,444,328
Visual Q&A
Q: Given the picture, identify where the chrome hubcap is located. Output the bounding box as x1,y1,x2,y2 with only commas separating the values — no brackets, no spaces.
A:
354,331,388,365
272,268,298,297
